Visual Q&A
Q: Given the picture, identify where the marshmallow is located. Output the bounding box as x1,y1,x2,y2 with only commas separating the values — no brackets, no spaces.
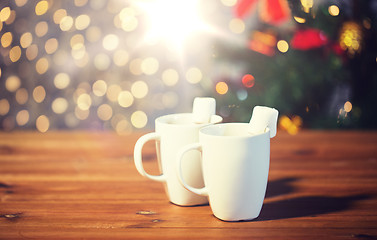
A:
248,106,279,138
192,97,216,123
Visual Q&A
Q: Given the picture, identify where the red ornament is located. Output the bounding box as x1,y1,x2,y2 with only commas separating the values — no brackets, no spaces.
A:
291,28,328,50
234,0,291,26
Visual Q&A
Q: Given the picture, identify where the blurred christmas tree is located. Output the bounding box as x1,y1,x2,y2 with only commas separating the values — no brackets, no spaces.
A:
210,0,377,132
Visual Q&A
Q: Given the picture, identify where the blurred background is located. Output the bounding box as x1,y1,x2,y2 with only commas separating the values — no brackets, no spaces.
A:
0,0,376,135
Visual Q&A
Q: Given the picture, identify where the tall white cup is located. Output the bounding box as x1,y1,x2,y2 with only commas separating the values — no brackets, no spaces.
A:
176,123,270,221
134,113,222,206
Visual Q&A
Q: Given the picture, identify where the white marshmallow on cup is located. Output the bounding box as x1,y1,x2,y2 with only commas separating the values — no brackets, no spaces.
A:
248,106,279,138
192,97,216,124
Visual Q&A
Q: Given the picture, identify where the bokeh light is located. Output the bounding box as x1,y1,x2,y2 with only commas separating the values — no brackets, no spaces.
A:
0,7,11,22
277,40,289,53
36,115,50,132
9,46,21,62
242,74,255,88
33,86,46,103
52,98,69,114
0,99,10,116
185,67,202,84
92,80,107,97
20,32,33,48
162,68,179,86
16,110,29,126
103,34,119,51
35,1,49,16
131,81,148,99
279,115,303,135
216,82,228,95
118,91,134,108
15,88,28,105
35,57,49,74
2,0,365,134
229,18,245,34
6,76,21,92
328,5,340,17
1,32,12,48
131,110,147,129
54,73,70,89
97,104,113,121
344,101,352,113
35,21,48,37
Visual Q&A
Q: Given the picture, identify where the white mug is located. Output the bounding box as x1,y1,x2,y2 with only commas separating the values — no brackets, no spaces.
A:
176,123,270,221
134,113,222,206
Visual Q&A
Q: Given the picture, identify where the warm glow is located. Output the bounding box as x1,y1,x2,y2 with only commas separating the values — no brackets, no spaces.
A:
54,73,70,89
344,101,352,113
140,0,205,48
129,58,143,75
118,91,134,108
293,16,306,24
185,67,202,84
242,74,255,88
300,0,313,13
221,0,237,7
20,32,33,48
53,9,67,24
1,32,12,48
0,99,10,115
52,98,68,114
162,68,179,86
16,110,29,126
131,81,148,99
75,14,91,30
36,57,49,74
9,46,21,62
229,18,245,34
6,76,21,92
216,82,228,95
141,57,159,75
0,7,11,22
33,86,46,103
94,53,110,70
26,44,38,60
36,115,50,132
103,34,119,51
35,1,49,16
35,21,48,37
45,38,59,54
131,110,148,128
328,5,340,17
97,104,113,121
86,26,102,42
279,115,303,135
16,88,28,105
92,80,107,96
77,93,92,110
107,84,122,102
277,40,289,53
60,16,74,31
113,50,129,66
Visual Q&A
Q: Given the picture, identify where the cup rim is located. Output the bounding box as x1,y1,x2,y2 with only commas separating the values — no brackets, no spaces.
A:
155,113,223,127
199,122,270,139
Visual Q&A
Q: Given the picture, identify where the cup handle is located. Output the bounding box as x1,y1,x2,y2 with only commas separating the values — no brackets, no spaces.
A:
176,143,208,196
134,132,166,182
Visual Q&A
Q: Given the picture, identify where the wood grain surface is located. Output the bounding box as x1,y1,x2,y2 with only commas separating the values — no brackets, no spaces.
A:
0,130,376,239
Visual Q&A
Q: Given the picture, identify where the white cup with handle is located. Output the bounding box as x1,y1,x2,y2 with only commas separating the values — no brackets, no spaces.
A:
134,98,222,206
176,106,278,220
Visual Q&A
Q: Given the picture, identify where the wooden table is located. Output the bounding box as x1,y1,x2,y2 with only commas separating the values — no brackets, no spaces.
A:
0,130,376,239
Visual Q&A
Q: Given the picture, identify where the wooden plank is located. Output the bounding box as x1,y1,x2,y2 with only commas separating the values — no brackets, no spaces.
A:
0,130,377,239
